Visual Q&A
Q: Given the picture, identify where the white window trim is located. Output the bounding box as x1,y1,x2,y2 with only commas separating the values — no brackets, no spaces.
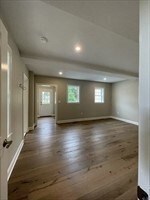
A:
94,87,105,103
67,85,80,103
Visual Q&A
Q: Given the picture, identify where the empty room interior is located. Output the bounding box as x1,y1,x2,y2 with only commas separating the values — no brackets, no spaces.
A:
0,0,150,200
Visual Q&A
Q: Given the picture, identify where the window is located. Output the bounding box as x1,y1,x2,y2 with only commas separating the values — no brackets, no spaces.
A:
67,85,80,103
95,88,104,103
42,91,50,104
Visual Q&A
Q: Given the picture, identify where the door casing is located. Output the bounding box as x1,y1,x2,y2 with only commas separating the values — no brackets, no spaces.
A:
23,74,29,136
38,87,54,117
0,18,9,200
35,84,58,123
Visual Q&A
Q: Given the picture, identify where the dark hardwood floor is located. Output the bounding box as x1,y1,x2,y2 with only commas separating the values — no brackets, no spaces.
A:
8,117,138,200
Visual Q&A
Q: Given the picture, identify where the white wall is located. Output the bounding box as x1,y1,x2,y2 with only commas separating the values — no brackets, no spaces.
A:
138,0,150,197
112,79,139,124
8,36,28,169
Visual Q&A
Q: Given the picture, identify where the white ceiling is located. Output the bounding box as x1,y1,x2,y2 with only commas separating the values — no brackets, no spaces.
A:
22,55,137,83
44,0,139,42
0,0,139,83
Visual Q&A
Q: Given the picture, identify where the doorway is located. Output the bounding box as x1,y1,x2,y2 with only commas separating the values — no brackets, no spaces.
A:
36,84,57,122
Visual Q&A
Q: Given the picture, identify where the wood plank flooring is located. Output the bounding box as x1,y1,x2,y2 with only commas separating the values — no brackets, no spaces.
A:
8,117,138,200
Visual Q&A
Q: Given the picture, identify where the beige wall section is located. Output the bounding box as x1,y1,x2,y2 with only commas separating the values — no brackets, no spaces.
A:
112,79,139,123
28,71,35,128
8,35,28,168
35,76,112,121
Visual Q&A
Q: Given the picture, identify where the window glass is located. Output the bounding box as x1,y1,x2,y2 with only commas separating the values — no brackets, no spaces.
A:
42,92,50,104
95,88,104,103
67,85,80,103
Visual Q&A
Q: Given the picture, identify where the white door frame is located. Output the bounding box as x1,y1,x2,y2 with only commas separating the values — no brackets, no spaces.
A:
35,83,58,123
23,73,29,137
0,18,9,200
138,0,150,197
38,87,54,117
7,45,13,141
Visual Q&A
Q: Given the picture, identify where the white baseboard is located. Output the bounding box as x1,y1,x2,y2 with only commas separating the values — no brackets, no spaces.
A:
24,132,27,136
111,116,139,126
57,116,111,124
28,123,36,131
57,116,139,126
28,125,34,131
7,140,24,181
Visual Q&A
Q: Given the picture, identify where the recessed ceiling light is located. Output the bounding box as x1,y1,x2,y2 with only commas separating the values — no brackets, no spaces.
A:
104,77,107,81
75,45,82,52
40,36,48,43
59,71,63,75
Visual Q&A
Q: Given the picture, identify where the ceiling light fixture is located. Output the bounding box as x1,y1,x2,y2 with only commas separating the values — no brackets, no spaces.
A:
40,36,48,43
59,71,63,75
104,77,107,81
75,45,82,52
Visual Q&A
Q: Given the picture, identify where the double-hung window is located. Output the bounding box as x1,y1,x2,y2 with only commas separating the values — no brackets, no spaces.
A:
95,88,104,103
67,85,80,103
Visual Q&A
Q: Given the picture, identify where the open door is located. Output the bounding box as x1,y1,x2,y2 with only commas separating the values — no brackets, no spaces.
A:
0,19,9,200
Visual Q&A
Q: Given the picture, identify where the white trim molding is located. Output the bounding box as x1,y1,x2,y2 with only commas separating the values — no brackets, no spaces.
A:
7,140,24,181
28,126,34,131
28,123,36,131
7,132,13,140
111,116,139,126
57,116,111,124
57,116,139,125
24,132,27,136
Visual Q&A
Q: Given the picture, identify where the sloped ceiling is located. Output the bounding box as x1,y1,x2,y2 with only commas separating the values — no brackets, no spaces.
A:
44,0,139,42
